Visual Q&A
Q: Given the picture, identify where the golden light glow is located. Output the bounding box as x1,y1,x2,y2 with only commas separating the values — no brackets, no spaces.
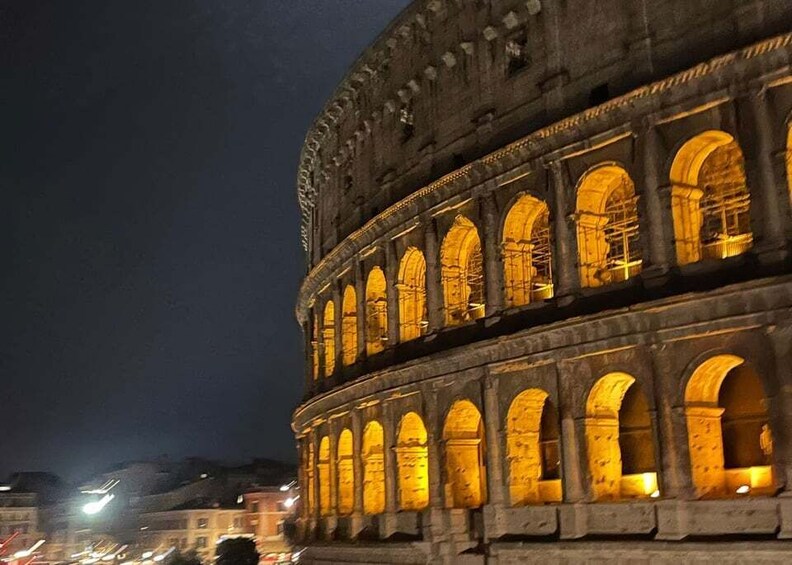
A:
341,285,358,366
318,436,332,516
506,388,561,505
585,373,656,501
576,165,642,288
322,301,336,377
336,428,354,515
398,247,428,342
685,354,773,498
365,267,388,355
440,215,485,326
396,412,429,511
362,421,385,515
304,440,316,514
670,131,752,265
442,400,487,508
502,195,553,307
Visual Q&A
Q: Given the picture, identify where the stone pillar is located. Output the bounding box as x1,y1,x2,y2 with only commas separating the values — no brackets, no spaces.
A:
739,89,788,262
383,401,399,514
548,161,579,304
650,344,695,501
302,320,314,396
637,124,673,278
333,283,343,377
424,387,444,509
350,409,365,536
354,261,367,360
316,308,326,387
310,431,322,526
481,191,504,316
385,240,401,346
328,420,339,516
424,218,444,331
482,373,506,507
767,321,792,495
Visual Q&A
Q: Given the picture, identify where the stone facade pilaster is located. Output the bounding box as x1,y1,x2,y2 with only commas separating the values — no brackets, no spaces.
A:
481,190,504,316
385,240,400,346
423,218,444,332
354,260,367,360
548,161,578,303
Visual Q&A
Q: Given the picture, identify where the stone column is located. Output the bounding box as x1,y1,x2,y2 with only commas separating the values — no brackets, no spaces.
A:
302,320,314,396
333,283,343,377
310,431,322,527
350,409,365,536
380,400,400,539
328,420,339,516
424,218,444,331
481,190,504,316
482,373,506,506
739,89,788,262
424,387,444,510
767,322,792,495
385,240,401,346
354,261,367,360
548,161,579,304
637,124,673,278
316,308,326,388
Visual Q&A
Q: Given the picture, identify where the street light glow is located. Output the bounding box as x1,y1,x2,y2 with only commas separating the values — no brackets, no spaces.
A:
83,494,115,515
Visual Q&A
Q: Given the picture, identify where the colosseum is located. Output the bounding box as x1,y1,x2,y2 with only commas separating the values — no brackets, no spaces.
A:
292,1,792,562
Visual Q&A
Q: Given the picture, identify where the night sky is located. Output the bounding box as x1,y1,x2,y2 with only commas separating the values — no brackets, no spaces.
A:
1,0,410,481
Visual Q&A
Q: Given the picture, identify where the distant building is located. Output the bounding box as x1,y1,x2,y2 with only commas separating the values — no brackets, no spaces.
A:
242,489,293,557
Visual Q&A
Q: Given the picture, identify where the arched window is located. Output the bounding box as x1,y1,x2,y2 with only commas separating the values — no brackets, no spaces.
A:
311,312,320,381
304,440,315,514
318,436,332,516
396,412,429,511
502,195,553,307
440,216,485,325
398,247,427,342
341,285,357,366
322,301,335,377
506,389,561,505
362,421,385,515
585,373,657,501
337,429,354,515
576,166,641,288
443,400,487,508
670,131,752,264
365,267,388,355
685,355,773,498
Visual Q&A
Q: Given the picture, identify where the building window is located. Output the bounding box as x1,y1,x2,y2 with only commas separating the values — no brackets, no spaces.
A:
362,421,386,515
365,267,388,355
341,285,358,366
196,537,207,548
505,32,529,75
397,247,428,342
399,103,414,142
197,518,208,529
322,300,336,377
250,502,259,514
440,215,485,325
443,400,487,509
337,428,355,515
502,195,553,307
396,412,429,511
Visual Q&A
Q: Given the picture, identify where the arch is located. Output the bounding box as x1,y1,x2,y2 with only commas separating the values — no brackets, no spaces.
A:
502,195,554,307
787,126,792,201
398,247,428,342
322,301,336,377
396,412,429,511
585,373,657,501
685,354,773,498
670,130,752,264
576,165,642,288
341,285,358,366
362,421,385,515
365,267,388,355
506,389,562,505
318,436,332,516
442,400,487,508
440,216,485,325
336,428,354,515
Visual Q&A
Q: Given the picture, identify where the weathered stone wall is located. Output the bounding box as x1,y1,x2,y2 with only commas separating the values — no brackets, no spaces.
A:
292,1,792,562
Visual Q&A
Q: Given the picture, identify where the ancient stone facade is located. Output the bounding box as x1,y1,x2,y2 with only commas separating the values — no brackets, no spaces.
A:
292,1,792,562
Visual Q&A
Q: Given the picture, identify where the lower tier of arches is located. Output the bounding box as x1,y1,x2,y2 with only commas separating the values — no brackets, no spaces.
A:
294,275,792,549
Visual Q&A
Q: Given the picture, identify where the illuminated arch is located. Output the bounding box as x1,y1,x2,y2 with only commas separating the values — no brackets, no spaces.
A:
362,421,385,515
670,131,752,264
318,436,332,516
506,389,561,505
336,428,354,515
576,165,641,288
585,373,657,501
440,216,485,325
685,354,773,498
396,412,429,511
442,400,487,508
502,195,553,307
397,247,427,342
365,267,388,355
322,301,335,377
787,126,792,200
341,285,358,366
